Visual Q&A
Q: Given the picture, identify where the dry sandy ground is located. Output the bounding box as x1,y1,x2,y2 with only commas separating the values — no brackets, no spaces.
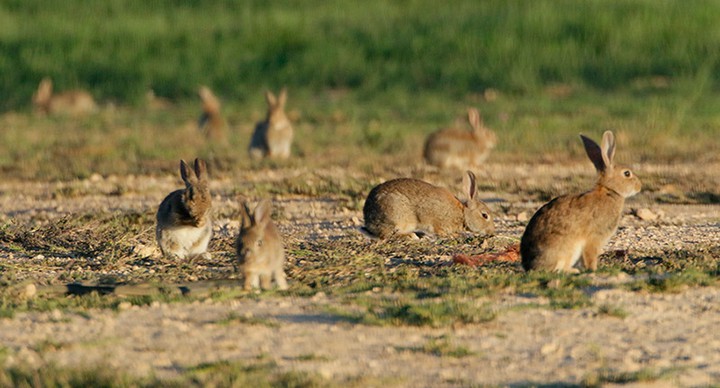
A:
0,162,719,386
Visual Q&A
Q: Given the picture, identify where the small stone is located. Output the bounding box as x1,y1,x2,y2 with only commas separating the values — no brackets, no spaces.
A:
351,216,361,226
22,283,36,299
516,211,529,222
118,302,132,310
635,208,657,221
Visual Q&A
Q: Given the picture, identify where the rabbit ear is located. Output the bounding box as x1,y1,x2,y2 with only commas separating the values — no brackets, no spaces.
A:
580,134,607,172
467,108,482,131
463,170,477,200
253,199,272,226
180,159,198,185
194,158,208,181
278,87,288,108
600,130,615,168
265,90,277,107
240,201,253,229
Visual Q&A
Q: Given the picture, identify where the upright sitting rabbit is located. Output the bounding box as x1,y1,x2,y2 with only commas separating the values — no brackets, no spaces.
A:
249,88,293,159
424,108,496,169
236,199,288,290
520,131,641,272
363,171,495,239
197,86,227,142
156,159,213,260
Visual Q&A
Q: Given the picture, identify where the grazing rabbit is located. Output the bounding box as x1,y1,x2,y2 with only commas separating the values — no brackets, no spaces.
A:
362,171,495,239
249,88,293,159
156,159,213,260
520,131,641,272
32,77,97,116
236,199,288,290
423,108,497,169
197,86,227,141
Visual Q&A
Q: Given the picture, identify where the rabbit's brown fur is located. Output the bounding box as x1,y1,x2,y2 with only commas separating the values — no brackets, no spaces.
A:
424,108,496,169
156,159,213,260
197,86,227,142
363,171,495,239
521,131,641,272
236,200,287,290
249,88,293,159
32,77,97,116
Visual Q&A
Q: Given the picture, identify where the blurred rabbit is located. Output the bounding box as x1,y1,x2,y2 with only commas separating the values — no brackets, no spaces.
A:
32,77,97,116
249,88,293,159
424,108,497,169
156,158,213,260
521,131,642,272
363,171,495,239
236,199,288,290
198,86,227,141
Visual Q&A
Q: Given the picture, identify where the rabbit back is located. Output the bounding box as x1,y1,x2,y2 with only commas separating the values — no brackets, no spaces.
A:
424,128,491,168
363,178,465,238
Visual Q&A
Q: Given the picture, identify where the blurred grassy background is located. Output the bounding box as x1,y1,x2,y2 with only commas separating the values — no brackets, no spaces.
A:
0,0,719,179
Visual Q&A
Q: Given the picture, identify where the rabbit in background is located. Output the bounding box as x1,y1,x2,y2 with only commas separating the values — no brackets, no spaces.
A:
198,86,227,142
32,77,98,116
249,88,293,160
424,108,497,169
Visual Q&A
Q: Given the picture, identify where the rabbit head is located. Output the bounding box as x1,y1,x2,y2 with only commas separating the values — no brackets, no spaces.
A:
180,158,212,223
468,108,497,149
32,78,53,108
265,88,289,125
581,131,641,198
239,200,272,254
460,171,495,235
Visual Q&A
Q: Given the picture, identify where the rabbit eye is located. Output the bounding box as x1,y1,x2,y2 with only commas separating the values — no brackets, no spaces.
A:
257,239,263,247
623,170,632,177
482,212,489,220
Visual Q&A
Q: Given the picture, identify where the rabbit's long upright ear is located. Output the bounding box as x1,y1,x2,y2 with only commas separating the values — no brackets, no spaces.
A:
467,108,482,131
253,199,272,227
265,90,277,107
580,134,606,172
463,170,477,200
600,130,615,168
278,87,288,107
194,158,208,181
180,159,198,185
240,202,253,229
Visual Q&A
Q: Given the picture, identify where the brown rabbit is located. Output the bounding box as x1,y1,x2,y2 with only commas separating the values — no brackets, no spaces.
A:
520,131,641,272
197,86,227,141
156,159,213,260
249,88,293,159
236,199,288,290
32,77,97,116
424,108,497,169
362,171,495,239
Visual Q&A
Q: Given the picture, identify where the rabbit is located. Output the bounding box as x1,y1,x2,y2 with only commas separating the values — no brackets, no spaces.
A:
249,88,293,159
362,170,495,239
423,107,497,169
156,158,213,260
197,86,227,141
520,130,641,272
32,77,97,116
236,199,288,290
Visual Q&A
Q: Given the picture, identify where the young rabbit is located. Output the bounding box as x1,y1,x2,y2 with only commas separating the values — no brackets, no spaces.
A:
236,199,288,290
520,131,641,272
32,77,97,116
362,171,495,239
197,86,227,141
249,88,293,159
423,108,497,169
156,158,213,260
